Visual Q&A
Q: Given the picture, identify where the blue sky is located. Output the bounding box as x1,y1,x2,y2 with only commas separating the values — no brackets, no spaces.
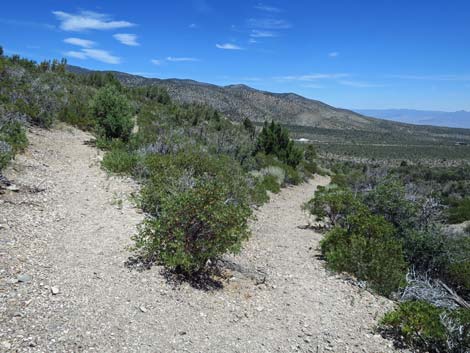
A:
1,0,470,111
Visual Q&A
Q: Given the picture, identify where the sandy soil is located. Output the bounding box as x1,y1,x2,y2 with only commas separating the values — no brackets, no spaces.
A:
0,126,404,353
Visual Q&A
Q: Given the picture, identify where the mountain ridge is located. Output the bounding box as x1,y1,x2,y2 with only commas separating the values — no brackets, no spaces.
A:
66,65,470,144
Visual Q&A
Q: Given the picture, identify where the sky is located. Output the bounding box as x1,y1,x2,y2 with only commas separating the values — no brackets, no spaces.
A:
1,0,470,111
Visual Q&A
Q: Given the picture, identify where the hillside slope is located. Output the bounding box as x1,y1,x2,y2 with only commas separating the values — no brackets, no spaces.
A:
66,66,470,145
66,66,379,129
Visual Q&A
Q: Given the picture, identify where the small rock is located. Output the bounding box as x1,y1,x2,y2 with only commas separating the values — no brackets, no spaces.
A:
6,185,19,192
17,274,32,283
1,341,12,350
139,305,147,313
51,286,60,295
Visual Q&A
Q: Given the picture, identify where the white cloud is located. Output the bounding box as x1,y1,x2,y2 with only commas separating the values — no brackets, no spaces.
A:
250,30,276,38
339,80,384,88
52,10,135,32
64,48,121,64
83,49,121,64
166,56,199,62
254,4,282,12
151,59,162,65
64,37,96,48
249,38,258,44
189,23,198,29
216,43,243,50
64,50,88,59
329,52,339,57
113,33,139,46
247,18,291,29
276,73,350,81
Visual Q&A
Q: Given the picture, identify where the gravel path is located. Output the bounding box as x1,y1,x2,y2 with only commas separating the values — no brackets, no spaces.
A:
1,126,403,353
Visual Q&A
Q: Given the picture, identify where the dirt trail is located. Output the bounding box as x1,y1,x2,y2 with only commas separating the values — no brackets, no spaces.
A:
1,126,403,353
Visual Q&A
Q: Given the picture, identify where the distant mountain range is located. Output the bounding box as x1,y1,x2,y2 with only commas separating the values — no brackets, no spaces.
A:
67,65,470,145
356,109,470,129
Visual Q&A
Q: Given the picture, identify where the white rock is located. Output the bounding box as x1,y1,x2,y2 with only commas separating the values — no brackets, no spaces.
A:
51,286,60,295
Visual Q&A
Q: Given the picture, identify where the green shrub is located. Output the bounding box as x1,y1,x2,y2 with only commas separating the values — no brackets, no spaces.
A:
321,210,407,296
248,177,270,206
0,121,28,171
380,301,447,352
365,178,417,231
134,152,252,273
260,166,285,186
443,236,470,296
465,223,470,235
401,229,447,274
102,147,140,175
261,174,281,193
0,141,11,170
255,121,302,168
0,121,27,152
90,85,133,141
380,301,470,353
303,186,365,226
448,198,470,224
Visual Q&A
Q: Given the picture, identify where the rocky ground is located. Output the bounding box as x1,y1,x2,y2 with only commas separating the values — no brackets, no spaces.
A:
0,126,404,352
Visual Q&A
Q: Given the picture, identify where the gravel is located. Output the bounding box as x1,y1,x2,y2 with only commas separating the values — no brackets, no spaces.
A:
0,125,406,352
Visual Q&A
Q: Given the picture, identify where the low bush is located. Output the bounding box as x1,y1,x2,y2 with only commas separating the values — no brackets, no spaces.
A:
448,198,470,224
320,210,407,296
260,166,285,186
90,85,134,141
102,146,140,175
303,186,365,226
0,120,28,171
443,236,470,297
465,223,470,235
380,301,470,353
260,174,281,193
364,178,417,231
401,229,447,274
133,152,252,274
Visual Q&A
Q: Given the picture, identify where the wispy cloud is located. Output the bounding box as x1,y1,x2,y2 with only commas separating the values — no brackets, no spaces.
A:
113,33,139,46
0,18,55,30
250,30,276,38
52,10,135,32
64,48,121,64
64,50,88,60
254,4,282,13
329,52,339,58
216,43,244,50
151,59,162,65
166,56,199,62
339,80,384,88
389,74,470,81
247,18,291,29
64,37,96,48
275,73,350,81
189,23,198,29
